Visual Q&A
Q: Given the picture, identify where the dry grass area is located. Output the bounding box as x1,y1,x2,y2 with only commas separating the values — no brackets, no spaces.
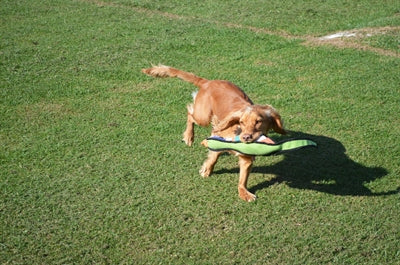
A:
305,26,400,58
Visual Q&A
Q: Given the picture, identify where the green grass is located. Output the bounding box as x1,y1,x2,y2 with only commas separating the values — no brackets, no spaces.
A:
363,28,400,52
1,0,400,264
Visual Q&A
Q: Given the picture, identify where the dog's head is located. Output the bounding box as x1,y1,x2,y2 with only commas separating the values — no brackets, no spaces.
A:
213,105,286,143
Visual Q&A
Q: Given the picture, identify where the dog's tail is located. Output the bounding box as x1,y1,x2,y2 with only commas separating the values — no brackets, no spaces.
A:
142,65,205,86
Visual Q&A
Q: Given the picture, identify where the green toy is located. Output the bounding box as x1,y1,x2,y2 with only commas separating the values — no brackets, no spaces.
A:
206,136,317,156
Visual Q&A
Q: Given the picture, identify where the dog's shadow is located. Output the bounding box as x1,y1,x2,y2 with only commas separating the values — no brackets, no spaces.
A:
216,131,398,197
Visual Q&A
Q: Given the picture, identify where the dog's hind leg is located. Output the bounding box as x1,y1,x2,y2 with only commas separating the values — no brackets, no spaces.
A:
183,104,195,146
182,90,212,146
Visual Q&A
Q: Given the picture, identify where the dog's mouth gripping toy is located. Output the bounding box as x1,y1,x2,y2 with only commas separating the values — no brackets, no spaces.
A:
204,135,317,156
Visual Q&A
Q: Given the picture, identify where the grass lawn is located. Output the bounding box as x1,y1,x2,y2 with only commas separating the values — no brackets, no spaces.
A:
1,0,400,264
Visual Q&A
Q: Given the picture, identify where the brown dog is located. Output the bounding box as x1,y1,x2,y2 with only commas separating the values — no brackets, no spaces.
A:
142,65,286,201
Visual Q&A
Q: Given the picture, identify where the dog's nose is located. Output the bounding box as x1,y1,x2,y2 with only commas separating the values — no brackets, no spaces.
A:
242,134,253,142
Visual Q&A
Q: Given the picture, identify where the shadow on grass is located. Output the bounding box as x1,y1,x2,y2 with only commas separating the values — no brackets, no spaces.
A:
215,131,399,197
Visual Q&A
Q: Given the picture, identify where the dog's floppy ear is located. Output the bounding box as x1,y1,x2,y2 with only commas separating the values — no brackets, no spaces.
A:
263,105,286,135
212,109,243,133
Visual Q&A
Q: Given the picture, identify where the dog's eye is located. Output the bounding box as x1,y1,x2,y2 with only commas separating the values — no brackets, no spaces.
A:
256,120,262,124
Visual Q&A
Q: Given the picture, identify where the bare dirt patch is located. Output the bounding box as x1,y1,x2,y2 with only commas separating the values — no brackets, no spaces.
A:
304,26,400,58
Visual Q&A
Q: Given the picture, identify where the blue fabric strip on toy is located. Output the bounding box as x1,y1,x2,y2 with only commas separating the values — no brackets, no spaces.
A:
206,137,317,156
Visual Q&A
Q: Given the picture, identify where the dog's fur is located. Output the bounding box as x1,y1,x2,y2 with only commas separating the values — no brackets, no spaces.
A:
142,65,286,201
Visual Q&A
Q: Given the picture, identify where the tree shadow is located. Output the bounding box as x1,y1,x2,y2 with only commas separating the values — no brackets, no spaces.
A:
215,131,398,197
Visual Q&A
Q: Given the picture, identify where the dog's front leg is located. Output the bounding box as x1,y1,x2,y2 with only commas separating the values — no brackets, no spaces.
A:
238,155,256,202
199,151,221,177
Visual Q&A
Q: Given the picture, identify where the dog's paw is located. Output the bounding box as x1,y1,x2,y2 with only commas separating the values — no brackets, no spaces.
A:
200,139,208,148
182,138,193,146
199,165,212,177
182,133,194,146
238,188,257,202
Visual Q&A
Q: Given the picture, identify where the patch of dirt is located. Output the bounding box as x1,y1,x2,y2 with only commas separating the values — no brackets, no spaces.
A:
303,26,400,58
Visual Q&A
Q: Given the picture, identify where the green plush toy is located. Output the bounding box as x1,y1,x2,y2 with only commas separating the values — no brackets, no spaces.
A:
205,135,317,156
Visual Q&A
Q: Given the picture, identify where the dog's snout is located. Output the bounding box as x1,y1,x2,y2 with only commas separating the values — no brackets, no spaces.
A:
242,134,253,142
